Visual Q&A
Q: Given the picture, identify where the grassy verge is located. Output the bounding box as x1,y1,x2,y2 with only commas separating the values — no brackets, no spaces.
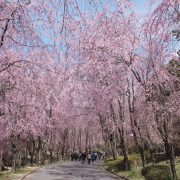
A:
0,160,64,180
175,158,180,179
103,154,144,180
103,155,180,180
156,158,180,179
116,167,144,180
0,166,41,180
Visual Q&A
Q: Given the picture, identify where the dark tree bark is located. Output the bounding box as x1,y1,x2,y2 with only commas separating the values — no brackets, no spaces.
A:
128,80,146,168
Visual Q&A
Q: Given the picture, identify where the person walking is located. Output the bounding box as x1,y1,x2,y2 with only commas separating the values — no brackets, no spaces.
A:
98,152,102,160
87,152,91,165
81,152,86,164
91,152,96,165
79,151,82,161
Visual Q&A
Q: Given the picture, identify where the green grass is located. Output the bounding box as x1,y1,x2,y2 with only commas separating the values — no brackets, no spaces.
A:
176,158,180,179
0,160,63,180
156,157,180,179
142,165,172,180
117,167,144,180
0,166,40,180
103,155,180,180
103,154,144,180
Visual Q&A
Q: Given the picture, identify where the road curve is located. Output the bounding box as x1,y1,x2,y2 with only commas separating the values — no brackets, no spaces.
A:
24,161,123,180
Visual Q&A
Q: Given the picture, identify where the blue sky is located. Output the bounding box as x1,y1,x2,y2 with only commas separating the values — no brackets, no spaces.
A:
74,0,152,15
37,0,158,46
133,0,147,14
133,0,160,14
77,0,158,17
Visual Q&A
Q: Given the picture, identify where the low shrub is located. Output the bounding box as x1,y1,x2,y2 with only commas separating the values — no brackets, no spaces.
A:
128,154,141,168
141,165,172,180
154,153,168,163
104,157,115,163
105,159,125,172
104,155,141,172
175,146,180,156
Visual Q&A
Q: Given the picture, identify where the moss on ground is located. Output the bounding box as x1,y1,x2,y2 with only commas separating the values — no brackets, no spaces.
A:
103,155,180,180
117,167,144,180
141,165,172,180
176,159,180,179
103,154,144,180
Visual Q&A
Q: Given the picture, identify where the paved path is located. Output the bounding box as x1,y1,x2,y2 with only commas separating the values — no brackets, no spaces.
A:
24,161,123,180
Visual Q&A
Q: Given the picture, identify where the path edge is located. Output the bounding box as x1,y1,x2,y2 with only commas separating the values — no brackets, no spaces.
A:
20,161,129,180
100,164,129,180
20,160,66,180
20,166,43,180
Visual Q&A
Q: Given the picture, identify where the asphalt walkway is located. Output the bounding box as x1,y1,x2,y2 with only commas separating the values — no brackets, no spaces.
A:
24,161,123,180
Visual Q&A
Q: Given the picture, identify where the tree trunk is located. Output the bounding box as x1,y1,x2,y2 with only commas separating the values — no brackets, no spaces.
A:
127,81,146,168
12,150,16,172
30,153,33,166
120,137,129,170
109,140,116,160
49,149,53,163
85,128,89,153
11,143,17,172
164,141,177,180
17,151,22,168
35,150,41,165
139,146,146,168
78,128,82,152
149,149,155,165
98,114,110,152
41,149,46,165
35,137,42,164
0,150,3,172
29,139,35,166
61,128,68,160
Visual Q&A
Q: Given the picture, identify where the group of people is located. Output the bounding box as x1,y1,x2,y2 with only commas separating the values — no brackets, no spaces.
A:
82,152,97,165
71,151,105,165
